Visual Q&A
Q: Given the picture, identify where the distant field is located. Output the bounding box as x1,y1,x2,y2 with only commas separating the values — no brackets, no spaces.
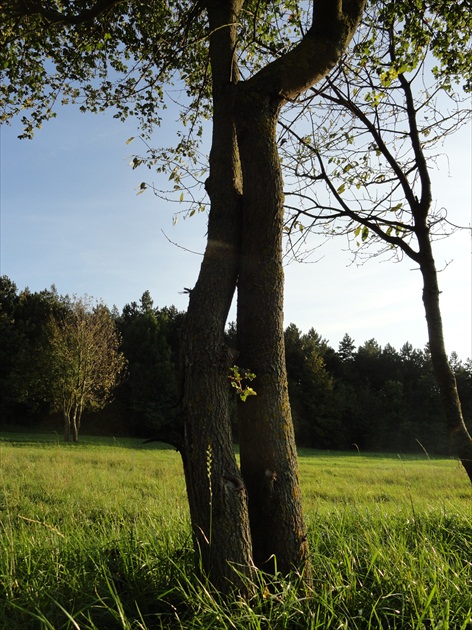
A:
298,447,472,520
1,432,471,629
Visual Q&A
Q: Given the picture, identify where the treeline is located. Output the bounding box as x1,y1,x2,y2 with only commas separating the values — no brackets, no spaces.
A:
1,276,471,453
283,325,472,454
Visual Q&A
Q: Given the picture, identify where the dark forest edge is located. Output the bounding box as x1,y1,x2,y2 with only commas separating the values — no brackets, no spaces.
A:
1,275,471,455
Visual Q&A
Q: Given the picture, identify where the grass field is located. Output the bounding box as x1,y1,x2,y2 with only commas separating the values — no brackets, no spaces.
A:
1,432,471,629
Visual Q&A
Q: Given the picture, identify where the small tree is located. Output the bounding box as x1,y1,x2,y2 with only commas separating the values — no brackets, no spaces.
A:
44,296,126,442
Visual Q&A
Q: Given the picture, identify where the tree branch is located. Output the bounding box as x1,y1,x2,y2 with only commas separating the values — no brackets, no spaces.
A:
238,0,366,103
280,117,421,262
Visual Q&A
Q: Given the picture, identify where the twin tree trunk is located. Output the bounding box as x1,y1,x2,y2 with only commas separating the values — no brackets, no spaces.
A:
179,0,366,592
63,406,82,443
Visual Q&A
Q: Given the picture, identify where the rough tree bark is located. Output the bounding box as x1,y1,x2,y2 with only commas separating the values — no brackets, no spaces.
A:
179,0,255,594
235,0,366,573
235,92,308,574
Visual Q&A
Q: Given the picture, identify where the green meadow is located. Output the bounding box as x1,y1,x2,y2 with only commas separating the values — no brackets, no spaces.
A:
1,433,471,629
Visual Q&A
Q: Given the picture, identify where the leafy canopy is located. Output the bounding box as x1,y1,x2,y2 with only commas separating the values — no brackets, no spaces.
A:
0,0,309,138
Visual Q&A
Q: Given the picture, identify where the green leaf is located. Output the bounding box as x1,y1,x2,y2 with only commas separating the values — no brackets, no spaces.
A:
240,387,257,402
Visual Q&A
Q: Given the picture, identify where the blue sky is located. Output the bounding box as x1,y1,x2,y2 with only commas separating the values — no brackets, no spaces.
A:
1,106,471,359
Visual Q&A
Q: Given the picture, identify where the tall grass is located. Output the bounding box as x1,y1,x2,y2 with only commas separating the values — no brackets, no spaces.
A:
1,433,471,629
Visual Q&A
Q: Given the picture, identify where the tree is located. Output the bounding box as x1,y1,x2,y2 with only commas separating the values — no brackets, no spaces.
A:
117,292,179,437
280,0,472,479
232,2,365,577
338,333,356,363
0,0,365,591
40,296,126,442
0,277,22,421
285,324,338,448
1,280,70,423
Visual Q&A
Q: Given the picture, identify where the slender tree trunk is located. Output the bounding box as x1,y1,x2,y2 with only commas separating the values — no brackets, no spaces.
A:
235,90,309,574
400,64,472,482
63,411,71,442
179,0,254,595
72,405,80,443
417,226,472,482
406,63,472,482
